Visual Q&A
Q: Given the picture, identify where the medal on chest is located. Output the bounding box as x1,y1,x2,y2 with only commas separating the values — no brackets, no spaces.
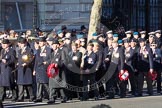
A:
125,50,130,57
113,52,119,58
88,58,94,64
55,58,59,62
143,49,148,58
72,56,78,61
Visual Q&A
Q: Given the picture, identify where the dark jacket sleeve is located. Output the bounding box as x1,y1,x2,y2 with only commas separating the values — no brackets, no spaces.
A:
96,51,103,70
103,47,108,59
44,47,52,63
34,50,39,71
125,49,134,62
75,52,82,67
47,51,53,65
148,48,154,69
61,49,66,65
6,49,16,65
119,48,125,70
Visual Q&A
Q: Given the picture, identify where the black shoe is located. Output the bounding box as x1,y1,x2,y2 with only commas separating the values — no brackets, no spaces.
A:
136,94,142,97
80,96,89,101
148,93,153,96
107,93,115,99
11,98,17,102
94,97,99,100
120,95,126,98
131,92,136,96
80,98,88,101
78,97,82,100
128,91,132,94
47,100,55,104
61,97,67,103
157,91,161,94
34,99,42,103
16,99,24,102
61,100,66,103
29,98,35,102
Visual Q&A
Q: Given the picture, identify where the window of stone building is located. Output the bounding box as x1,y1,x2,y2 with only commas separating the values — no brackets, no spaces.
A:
1,1,33,30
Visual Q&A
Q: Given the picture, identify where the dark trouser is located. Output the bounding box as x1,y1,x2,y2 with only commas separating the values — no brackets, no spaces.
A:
96,69,105,96
118,80,127,97
82,74,99,100
32,76,37,98
18,85,34,100
154,63,161,93
69,73,82,98
0,86,17,101
0,100,3,108
0,87,4,101
36,83,49,100
106,73,117,92
106,75,116,98
125,64,137,94
157,70,161,92
137,72,153,95
105,62,118,97
66,73,74,99
49,88,65,100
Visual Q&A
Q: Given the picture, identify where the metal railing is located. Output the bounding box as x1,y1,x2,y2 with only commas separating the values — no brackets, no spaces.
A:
101,0,161,32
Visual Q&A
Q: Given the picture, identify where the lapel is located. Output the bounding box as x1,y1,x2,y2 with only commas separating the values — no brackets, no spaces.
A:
2,48,10,60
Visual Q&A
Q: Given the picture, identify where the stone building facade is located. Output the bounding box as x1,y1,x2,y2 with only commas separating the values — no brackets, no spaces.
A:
38,0,93,30
0,0,93,31
0,0,161,31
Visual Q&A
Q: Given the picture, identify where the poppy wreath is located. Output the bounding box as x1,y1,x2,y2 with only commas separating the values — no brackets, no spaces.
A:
47,63,59,78
119,70,129,81
148,71,157,80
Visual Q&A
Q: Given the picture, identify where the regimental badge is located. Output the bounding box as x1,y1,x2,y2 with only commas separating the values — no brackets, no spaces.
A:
143,49,148,58
108,52,111,55
144,54,147,58
88,58,94,64
40,53,46,57
126,53,130,57
55,58,59,62
5,55,9,60
114,53,119,58
155,54,158,58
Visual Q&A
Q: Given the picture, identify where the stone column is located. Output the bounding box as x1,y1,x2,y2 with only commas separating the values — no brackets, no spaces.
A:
88,0,103,42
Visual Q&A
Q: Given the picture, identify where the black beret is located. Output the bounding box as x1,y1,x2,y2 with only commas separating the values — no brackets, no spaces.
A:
139,38,145,43
130,38,137,42
18,37,27,44
52,40,59,44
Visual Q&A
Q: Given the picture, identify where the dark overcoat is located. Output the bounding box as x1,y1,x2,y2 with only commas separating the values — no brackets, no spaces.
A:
17,46,34,85
34,46,51,83
0,47,16,87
